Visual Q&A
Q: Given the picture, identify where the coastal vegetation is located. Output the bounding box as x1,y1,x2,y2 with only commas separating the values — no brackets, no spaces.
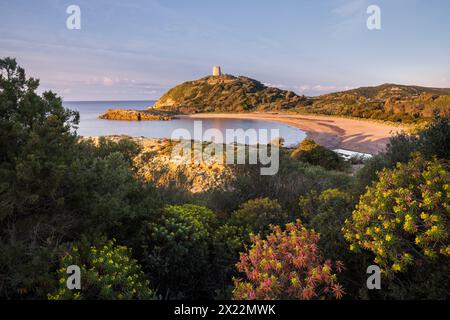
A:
1,58,449,300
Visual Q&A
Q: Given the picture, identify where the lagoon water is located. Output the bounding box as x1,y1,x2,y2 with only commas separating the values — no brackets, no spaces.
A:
63,100,307,147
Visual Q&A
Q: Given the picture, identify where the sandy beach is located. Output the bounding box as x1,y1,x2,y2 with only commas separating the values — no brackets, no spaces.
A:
180,113,406,154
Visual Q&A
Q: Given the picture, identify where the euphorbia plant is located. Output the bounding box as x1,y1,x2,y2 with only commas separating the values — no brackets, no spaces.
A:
233,220,345,300
343,155,450,275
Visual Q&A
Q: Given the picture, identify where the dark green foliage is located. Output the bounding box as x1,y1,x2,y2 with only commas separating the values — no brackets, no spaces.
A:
291,139,347,171
417,116,450,160
230,197,289,237
142,204,217,299
0,58,162,299
211,223,249,299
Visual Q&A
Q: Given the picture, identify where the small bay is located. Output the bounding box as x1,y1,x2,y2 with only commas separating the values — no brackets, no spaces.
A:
63,100,307,147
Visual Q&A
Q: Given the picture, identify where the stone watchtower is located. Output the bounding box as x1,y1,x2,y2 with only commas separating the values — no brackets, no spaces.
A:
212,66,222,76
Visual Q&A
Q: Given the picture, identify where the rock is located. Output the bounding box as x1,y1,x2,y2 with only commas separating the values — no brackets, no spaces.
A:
98,109,174,121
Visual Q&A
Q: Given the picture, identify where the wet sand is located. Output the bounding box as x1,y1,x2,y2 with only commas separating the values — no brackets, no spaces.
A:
180,113,406,154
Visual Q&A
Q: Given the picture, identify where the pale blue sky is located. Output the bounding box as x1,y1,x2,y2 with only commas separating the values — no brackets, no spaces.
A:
0,0,449,100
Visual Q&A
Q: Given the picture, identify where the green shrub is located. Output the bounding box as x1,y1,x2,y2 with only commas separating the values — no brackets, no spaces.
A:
142,204,216,299
48,240,153,300
291,139,347,171
230,197,289,237
344,155,450,298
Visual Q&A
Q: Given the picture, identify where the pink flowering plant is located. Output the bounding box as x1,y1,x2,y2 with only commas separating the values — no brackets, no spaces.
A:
233,220,345,300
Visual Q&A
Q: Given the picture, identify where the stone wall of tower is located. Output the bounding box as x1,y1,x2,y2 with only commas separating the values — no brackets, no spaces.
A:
212,66,222,76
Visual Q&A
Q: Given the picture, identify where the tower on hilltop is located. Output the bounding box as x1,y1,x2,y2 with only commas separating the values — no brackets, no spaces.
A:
212,66,222,76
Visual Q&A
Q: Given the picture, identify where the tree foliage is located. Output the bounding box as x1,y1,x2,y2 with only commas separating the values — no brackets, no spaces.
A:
0,57,161,299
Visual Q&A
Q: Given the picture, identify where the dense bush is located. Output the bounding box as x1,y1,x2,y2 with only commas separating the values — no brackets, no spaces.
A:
49,240,153,300
230,197,290,237
345,155,449,273
233,221,345,300
211,223,250,299
291,139,347,171
142,204,217,299
344,155,450,298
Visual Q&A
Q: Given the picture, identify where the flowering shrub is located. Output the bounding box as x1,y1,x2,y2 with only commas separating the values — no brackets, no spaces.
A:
343,155,450,275
232,220,345,300
48,240,152,300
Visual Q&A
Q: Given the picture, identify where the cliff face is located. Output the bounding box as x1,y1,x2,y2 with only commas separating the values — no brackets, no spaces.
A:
153,75,310,113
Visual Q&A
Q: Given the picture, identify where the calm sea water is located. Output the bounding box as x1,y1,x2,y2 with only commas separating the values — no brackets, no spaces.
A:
63,100,306,147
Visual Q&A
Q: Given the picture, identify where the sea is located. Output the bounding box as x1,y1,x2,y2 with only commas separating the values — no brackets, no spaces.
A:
62,100,307,147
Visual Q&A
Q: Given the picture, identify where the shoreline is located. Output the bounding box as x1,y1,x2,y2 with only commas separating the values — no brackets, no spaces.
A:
178,113,406,154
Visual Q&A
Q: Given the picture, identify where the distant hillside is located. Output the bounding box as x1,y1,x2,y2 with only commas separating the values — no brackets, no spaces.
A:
152,75,450,123
308,84,450,122
331,83,450,99
153,75,310,113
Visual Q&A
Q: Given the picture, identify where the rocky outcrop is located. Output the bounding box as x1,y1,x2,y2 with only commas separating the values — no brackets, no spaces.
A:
99,109,174,121
88,135,235,193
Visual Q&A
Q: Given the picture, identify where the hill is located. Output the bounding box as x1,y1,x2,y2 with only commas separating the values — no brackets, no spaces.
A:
308,83,450,122
152,75,449,123
152,74,310,113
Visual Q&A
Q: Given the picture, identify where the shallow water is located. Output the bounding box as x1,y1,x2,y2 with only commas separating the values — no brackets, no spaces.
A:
63,100,307,147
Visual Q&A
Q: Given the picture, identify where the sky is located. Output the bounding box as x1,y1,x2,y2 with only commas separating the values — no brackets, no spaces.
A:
0,0,449,101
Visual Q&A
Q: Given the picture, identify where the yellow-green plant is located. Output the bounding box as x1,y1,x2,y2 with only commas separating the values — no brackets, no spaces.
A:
48,240,152,300
343,155,449,275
